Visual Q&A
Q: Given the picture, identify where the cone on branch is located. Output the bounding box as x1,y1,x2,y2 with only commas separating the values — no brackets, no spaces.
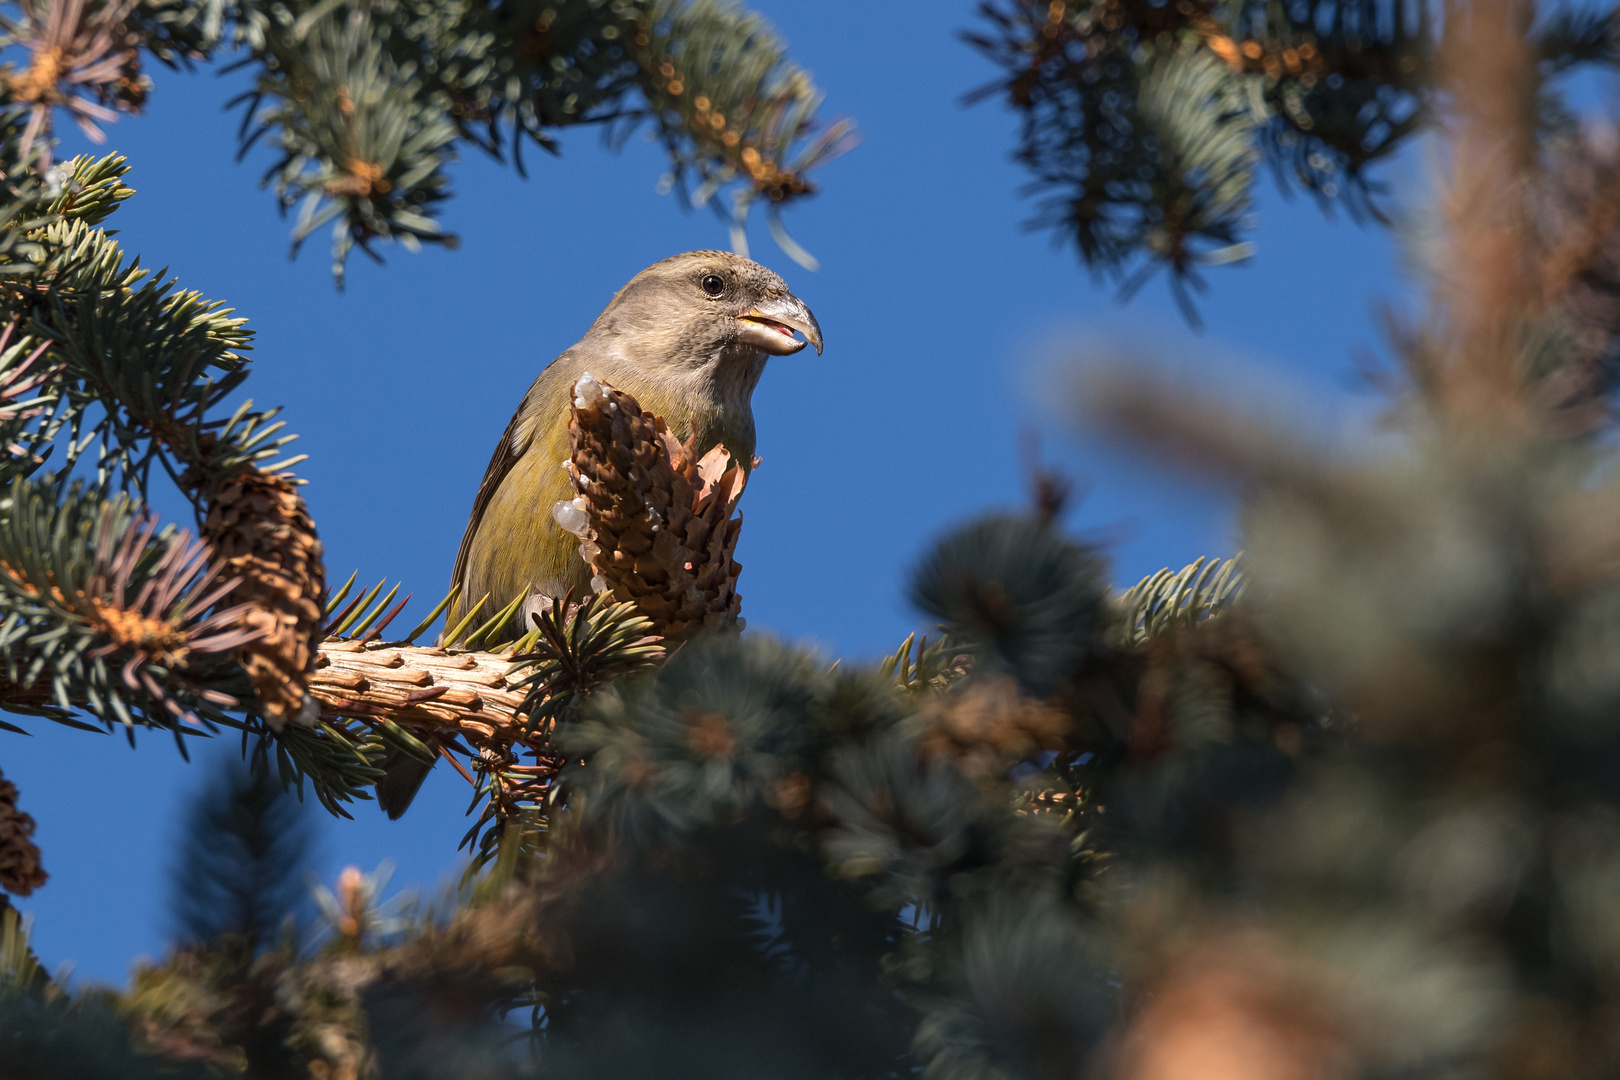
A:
0,767,45,897
0,494,260,726
553,375,746,639
196,469,326,730
307,588,660,858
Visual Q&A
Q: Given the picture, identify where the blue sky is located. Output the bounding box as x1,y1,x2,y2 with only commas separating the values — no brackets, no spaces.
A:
5,0,1411,983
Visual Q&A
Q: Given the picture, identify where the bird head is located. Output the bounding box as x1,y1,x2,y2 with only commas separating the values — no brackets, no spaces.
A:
595,251,823,364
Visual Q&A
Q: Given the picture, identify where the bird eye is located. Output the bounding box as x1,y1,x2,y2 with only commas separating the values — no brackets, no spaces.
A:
700,274,725,297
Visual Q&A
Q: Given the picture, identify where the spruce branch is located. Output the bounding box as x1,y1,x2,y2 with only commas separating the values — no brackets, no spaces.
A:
307,591,661,861
41,236,257,488
0,316,62,464
40,148,132,225
168,756,313,949
1113,553,1243,646
308,639,533,745
910,512,1109,697
0,128,54,279
0,158,327,741
0,483,260,729
1206,0,1431,211
964,0,1433,306
631,0,856,265
1,156,277,497
400,0,645,159
214,0,850,280
0,155,329,733
878,631,971,695
509,591,665,736
0,2,851,288
0,0,150,169
232,2,460,287
0,897,43,991
1122,45,1259,319
279,570,662,841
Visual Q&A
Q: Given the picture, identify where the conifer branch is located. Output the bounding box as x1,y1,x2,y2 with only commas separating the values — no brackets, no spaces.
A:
308,639,532,742
0,0,152,169
214,0,851,279
1114,553,1243,645
964,0,1436,306
630,0,856,262
0,150,331,744
232,2,460,287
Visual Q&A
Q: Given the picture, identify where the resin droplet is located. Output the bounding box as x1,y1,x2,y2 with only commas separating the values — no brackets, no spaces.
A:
552,498,591,537
573,372,607,409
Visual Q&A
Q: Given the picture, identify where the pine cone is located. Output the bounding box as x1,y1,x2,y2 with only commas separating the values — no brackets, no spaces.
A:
556,375,745,638
201,470,326,729
0,768,45,897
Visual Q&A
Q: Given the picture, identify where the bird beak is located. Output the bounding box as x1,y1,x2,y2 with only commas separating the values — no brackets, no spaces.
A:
736,294,823,356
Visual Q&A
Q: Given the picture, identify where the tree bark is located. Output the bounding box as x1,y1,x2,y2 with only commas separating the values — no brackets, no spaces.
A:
309,639,537,744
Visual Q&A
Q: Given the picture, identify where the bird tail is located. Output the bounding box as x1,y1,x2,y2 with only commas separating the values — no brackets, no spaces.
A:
376,749,435,820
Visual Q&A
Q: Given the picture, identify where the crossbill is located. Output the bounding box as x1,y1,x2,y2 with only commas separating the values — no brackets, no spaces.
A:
376,251,822,818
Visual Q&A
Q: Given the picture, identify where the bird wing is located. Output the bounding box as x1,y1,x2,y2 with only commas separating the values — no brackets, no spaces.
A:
449,368,556,599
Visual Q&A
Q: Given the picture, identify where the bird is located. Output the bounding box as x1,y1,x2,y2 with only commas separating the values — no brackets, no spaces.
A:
374,251,823,818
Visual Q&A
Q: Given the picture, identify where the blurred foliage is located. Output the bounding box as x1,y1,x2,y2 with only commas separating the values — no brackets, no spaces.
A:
0,0,854,283
963,0,1620,316
169,756,313,949
11,1,1620,1079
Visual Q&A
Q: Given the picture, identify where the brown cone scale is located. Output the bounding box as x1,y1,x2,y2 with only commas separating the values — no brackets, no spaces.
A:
199,470,326,728
565,381,744,638
0,767,45,897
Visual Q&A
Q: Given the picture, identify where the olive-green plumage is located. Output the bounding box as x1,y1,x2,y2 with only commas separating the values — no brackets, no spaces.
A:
374,252,822,819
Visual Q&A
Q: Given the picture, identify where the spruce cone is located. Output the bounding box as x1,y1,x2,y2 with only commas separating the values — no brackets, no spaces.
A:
555,375,745,638
0,767,45,896
201,470,326,729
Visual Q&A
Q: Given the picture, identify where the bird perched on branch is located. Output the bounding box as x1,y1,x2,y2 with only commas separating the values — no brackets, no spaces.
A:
375,251,823,818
